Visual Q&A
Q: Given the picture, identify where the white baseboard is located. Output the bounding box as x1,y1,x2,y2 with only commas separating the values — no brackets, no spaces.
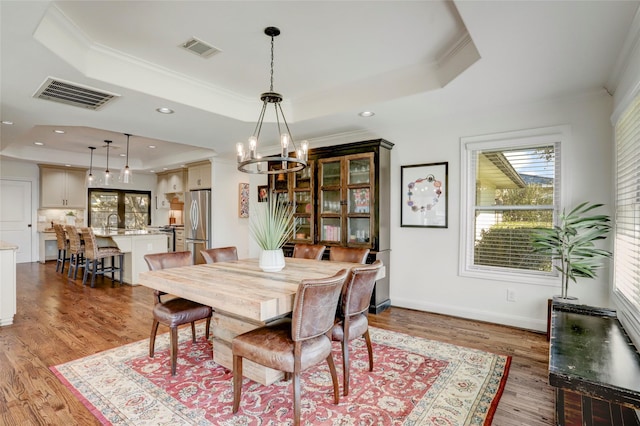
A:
391,298,548,333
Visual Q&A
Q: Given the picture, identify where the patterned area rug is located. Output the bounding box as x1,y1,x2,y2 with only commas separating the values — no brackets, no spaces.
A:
51,326,510,425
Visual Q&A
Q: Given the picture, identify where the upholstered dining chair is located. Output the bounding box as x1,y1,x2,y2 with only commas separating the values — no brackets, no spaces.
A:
201,246,238,264
144,251,213,376
292,243,326,260
329,246,370,264
80,227,124,288
53,224,70,273
331,260,383,396
232,269,349,426
65,225,85,280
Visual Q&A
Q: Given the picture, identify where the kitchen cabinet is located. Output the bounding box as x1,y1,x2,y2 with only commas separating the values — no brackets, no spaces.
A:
156,173,169,209
174,228,185,252
187,162,212,190
167,169,187,193
39,165,87,208
269,139,393,313
156,169,186,209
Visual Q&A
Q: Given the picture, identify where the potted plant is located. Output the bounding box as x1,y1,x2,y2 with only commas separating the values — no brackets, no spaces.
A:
65,211,77,225
250,192,294,272
531,202,612,301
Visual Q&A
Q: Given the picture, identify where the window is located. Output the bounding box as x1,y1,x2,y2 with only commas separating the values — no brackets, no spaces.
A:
613,91,640,344
460,126,564,283
88,189,151,229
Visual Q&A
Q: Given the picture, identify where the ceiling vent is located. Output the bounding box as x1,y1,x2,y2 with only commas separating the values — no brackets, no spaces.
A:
33,77,120,111
180,37,221,58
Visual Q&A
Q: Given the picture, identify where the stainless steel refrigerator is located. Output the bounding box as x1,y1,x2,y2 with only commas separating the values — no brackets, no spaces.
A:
185,189,211,264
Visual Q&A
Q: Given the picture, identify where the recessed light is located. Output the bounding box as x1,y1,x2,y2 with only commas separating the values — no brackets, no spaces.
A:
148,145,157,149
359,111,375,117
163,167,168,171
180,164,186,167
65,164,71,167
2,120,14,125
120,153,126,157
156,107,174,114
53,129,65,134
34,141,44,146
150,170,156,173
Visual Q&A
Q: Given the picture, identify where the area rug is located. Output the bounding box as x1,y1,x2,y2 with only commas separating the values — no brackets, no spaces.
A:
50,326,510,425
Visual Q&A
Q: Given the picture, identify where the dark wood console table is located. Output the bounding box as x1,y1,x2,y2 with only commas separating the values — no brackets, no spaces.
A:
549,302,640,425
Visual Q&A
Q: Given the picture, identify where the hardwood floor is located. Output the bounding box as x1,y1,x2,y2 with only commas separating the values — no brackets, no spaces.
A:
0,261,555,425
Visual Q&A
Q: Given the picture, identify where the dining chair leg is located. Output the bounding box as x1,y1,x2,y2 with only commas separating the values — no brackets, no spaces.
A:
364,329,374,371
326,353,340,404
293,371,301,426
190,322,196,343
170,326,178,376
342,339,351,396
149,320,159,357
205,316,211,339
232,354,243,413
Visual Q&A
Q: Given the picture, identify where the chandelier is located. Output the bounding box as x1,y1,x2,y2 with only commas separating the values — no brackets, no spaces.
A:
236,27,308,174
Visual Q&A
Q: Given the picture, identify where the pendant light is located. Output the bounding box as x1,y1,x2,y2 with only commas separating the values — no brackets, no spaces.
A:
87,146,96,186
104,140,112,186
236,26,308,174
120,133,132,184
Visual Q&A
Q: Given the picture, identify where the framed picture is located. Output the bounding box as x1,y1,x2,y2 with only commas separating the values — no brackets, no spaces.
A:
257,185,268,203
401,162,448,228
239,183,249,218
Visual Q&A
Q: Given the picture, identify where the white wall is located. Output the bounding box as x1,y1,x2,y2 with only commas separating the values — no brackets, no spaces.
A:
210,158,256,259
381,91,614,332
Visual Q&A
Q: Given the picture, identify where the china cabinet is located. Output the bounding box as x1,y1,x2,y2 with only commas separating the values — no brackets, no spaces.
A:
268,139,393,313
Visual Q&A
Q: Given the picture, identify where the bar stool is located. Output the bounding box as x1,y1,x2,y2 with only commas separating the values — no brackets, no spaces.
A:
53,224,70,273
80,227,124,287
65,225,85,280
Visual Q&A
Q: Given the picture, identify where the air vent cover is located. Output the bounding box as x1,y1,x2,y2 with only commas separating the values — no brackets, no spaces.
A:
180,37,221,58
33,77,120,110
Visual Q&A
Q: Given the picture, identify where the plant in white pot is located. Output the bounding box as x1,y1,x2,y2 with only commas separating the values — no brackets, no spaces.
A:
531,202,612,302
250,193,294,272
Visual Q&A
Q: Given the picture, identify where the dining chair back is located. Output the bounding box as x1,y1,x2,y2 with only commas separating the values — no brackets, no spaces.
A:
201,246,238,264
329,246,370,264
232,268,349,426
144,251,212,376
80,227,124,287
292,243,326,260
53,224,70,273
65,225,85,280
331,260,382,395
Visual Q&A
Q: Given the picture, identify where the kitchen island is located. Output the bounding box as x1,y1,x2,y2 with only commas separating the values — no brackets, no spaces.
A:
93,229,168,285
39,228,167,285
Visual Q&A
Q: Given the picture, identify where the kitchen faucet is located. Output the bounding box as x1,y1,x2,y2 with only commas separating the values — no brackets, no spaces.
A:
107,213,119,231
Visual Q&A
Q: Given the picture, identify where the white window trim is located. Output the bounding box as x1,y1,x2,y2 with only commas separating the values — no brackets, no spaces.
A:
458,125,569,286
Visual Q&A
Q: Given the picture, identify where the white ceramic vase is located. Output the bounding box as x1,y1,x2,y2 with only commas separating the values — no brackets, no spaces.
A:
259,249,285,272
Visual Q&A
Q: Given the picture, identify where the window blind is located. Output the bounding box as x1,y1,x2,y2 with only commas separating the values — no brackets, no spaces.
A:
614,93,640,314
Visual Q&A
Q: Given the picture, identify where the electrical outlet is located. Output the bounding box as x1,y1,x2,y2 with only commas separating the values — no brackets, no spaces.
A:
506,289,517,302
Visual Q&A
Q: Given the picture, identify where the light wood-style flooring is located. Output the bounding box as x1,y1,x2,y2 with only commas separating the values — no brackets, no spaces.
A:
0,261,555,425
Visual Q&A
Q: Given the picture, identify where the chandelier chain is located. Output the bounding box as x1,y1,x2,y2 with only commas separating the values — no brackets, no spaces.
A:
269,34,275,92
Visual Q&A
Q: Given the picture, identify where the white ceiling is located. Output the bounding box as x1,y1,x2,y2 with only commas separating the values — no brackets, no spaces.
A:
1,1,638,174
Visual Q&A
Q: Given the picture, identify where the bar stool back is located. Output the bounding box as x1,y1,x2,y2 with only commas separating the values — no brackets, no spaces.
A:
53,224,70,273
80,227,124,287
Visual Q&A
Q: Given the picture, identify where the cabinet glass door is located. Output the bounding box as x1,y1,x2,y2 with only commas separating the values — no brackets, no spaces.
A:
294,217,312,241
345,153,374,248
321,161,341,186
349,158,371,184
321,217,341,243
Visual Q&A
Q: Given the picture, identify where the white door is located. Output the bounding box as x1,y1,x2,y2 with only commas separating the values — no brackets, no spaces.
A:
0,179,32,263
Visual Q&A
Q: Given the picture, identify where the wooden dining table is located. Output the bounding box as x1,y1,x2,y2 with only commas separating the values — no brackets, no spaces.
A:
137,257,362,385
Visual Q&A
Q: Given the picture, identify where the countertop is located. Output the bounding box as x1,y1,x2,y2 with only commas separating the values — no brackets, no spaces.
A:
0,241,19,250
39,228,165,237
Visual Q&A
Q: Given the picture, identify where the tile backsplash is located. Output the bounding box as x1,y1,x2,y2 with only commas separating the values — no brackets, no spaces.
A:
37,209,85,231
